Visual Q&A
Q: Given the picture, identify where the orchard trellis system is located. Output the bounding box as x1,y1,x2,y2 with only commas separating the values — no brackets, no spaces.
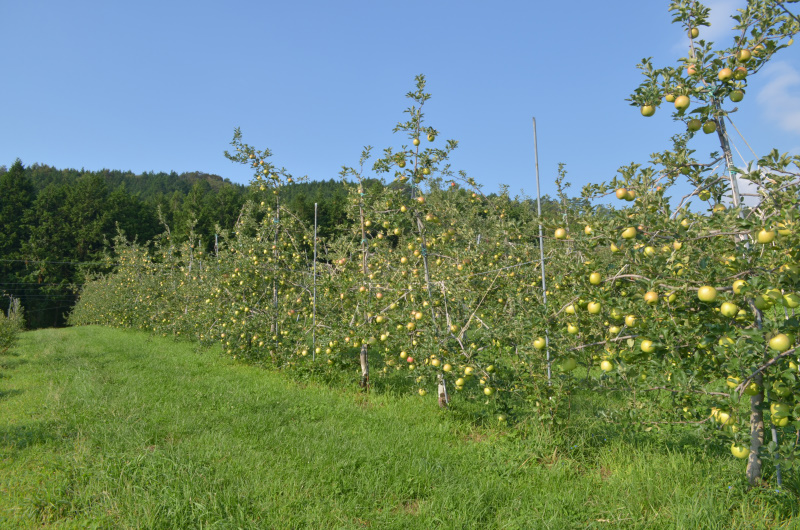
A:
69,0,800,488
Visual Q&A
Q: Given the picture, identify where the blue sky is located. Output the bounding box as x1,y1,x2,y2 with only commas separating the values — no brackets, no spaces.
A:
2,0,798,203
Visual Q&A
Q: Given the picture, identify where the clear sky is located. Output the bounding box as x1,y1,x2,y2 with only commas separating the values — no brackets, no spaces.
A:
2,0,798,203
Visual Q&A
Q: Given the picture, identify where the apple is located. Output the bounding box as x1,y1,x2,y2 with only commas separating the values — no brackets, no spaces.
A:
644,246,656,257
443,363,452,372
554,228,567,240
641,105,655,117
641,340,656,353
733,66,747,80
688,27,699,38
674,95,690,110
731,444,748,459
702,121,717,134
769,333,791,352
615,188,629,200
427,134,435,142
718,68,734,81
744,382,760,396
717,411,734,425
687,119,702,132
773,381,792,397
737,49,752,62
484,387,494,396
533,337,546,350
644,291,659,305
625,315,637,327
665,93,676,102
774,416,790,427
587,301,601,314
565,304,576,315
727,376,741,388
771,402,790,418
584,225,593,235
673,240,683,250
756,229,776,244
567,324,579,335
608,325,621,335
697,286,717,302
412,138,420,146
589,272,602,285
754,294,774,310
600,360,613,372
783,294,800,308
621,227,637,239
732,279,746,294
561,358,577,372
730,90,744,102
720,302,739,318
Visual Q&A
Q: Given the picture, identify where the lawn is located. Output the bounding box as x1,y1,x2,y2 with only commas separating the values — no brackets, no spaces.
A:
0,326,796,528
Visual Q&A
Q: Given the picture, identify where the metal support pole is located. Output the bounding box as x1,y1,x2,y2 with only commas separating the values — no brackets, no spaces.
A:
532,117,551,384
713,98,742,211
312,203,318,361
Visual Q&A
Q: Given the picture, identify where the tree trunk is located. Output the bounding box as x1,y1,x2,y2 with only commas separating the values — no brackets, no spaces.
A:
438,373,449,408
747,373,764,486
359,344,369,389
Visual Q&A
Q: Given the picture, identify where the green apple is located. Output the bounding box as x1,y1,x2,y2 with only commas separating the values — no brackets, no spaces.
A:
756,229,776,244
697,286,717,302
560,357,577,372
720,302,739,318
731,443,748,459
769,333,791,352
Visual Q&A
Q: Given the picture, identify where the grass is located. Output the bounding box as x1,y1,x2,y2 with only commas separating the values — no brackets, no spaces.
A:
0,326,797,528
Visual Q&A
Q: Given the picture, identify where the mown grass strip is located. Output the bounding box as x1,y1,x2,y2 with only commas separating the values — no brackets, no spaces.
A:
0,326,796,528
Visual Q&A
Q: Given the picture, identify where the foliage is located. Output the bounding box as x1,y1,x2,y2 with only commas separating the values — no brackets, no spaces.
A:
68,0,800,488
0,297,25,353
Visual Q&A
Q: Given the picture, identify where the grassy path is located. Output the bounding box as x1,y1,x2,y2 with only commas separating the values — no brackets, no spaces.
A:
0,326,796,528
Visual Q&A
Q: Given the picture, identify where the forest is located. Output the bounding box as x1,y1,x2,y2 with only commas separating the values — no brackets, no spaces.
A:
0,158,564,328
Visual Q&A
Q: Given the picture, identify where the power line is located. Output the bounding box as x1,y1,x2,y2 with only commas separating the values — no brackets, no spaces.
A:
0,281,84,286
0,258,116,266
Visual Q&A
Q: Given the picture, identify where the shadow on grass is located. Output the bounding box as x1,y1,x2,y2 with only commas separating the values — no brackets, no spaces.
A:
0,388,23,401
0,421,59,451
0,357,28,371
